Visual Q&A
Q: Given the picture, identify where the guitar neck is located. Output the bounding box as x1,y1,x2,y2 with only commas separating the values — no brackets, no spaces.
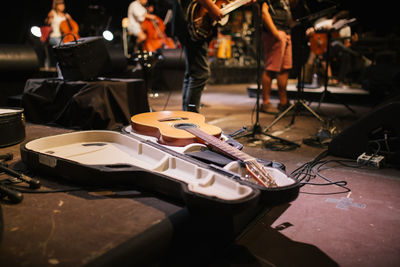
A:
220,0,250,16
186,127,253,162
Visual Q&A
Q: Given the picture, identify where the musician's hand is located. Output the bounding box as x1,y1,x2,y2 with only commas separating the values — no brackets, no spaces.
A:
273,31,281,41
208,4,223,21
306,27,315,36
146,14,157,21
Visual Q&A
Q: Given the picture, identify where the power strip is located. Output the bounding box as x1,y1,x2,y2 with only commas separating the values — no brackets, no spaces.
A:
357,153,385,168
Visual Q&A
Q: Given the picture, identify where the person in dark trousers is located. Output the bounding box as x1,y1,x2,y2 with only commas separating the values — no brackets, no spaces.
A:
172,0,223,113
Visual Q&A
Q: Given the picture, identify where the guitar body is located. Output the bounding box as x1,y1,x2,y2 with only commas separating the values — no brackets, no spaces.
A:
309,31,341,55
309,33,327,55
131,111,222,147
60,18,80,43
185,0,248,41
142,16,176,52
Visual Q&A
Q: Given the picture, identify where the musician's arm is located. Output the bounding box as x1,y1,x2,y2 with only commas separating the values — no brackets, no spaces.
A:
261,3,280,40
45,10,53,25
198,0,223,21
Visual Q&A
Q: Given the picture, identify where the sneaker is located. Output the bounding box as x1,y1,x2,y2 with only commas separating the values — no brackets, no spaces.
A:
261,103,279,114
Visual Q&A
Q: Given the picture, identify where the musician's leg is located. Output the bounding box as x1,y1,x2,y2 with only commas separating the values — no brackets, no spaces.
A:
135,31,147,51
276,70,289,109
276,33,292,111
181,41,210,112
262,70,273,105
261,31,280,114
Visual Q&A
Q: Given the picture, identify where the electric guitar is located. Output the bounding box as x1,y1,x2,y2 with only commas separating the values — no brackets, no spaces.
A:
131,111,278,187
184,0,251,41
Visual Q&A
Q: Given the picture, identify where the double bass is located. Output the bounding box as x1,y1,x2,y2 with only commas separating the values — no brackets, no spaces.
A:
60,16,80,43
141,15,175,52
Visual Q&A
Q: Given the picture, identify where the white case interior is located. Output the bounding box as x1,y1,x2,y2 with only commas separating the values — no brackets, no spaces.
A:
25,130,295,201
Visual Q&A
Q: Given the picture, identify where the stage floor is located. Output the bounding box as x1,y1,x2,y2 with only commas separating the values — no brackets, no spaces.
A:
148,82,400,267
1,77,399,266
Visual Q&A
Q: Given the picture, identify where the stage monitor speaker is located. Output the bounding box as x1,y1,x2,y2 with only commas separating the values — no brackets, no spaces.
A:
53,36,111,81
328,101,400,165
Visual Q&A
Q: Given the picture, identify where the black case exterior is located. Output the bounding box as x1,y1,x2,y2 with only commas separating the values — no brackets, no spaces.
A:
19,132,300,215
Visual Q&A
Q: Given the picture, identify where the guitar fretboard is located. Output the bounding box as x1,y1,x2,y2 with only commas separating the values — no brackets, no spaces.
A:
220,0,250,16
185,127,253,162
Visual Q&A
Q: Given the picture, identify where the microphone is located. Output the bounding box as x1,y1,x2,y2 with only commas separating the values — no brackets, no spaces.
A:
0,163,41,189
0,153,13,161
0,184,23,204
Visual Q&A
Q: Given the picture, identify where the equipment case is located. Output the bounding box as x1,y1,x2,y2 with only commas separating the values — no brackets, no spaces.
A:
20,130,300,214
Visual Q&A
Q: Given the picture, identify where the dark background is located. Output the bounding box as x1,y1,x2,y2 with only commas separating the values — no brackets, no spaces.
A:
1,0,399,45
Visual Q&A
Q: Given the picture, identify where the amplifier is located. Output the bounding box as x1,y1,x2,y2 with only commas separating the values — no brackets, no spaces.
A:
53,36,111,81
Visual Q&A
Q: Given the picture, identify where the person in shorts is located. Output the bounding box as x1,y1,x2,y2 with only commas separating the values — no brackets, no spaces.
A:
261,0,295,114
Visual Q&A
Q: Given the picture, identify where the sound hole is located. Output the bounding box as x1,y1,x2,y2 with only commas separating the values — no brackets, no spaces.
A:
174,123,197,130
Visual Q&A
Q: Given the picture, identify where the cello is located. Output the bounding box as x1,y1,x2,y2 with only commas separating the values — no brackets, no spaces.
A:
141,15,175,52
60,16,80,43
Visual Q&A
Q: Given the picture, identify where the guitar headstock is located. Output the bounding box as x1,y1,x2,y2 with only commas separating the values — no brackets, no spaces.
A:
245,159,278,188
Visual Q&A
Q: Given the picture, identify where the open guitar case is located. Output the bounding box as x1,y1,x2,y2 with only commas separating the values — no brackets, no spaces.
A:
20,126,300,216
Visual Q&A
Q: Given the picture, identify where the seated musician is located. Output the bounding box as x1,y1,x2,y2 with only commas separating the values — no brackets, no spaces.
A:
127,0,157,51
46,0,75,46
44,0,77,67
305,10,368,87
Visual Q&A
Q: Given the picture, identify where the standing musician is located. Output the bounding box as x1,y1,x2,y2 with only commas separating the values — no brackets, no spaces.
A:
261,0,297,114
173,0,223,113
173,0,255,113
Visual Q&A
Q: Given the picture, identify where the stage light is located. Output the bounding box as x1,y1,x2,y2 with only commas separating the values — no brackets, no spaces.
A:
31,26,41,38
102,30,113,41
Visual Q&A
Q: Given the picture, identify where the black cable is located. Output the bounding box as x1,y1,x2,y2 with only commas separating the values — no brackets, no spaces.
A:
290,150,351,194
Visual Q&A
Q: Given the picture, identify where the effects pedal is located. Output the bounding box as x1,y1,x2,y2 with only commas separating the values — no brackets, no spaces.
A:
357,153,385,168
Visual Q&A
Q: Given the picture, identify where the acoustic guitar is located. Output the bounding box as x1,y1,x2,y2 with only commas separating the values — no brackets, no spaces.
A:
184,0,251,41
131,111,278,187
309,32,328,56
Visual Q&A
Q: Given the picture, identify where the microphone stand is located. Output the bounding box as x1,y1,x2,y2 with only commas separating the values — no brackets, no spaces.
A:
234,1,299,148
264,19,325,132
